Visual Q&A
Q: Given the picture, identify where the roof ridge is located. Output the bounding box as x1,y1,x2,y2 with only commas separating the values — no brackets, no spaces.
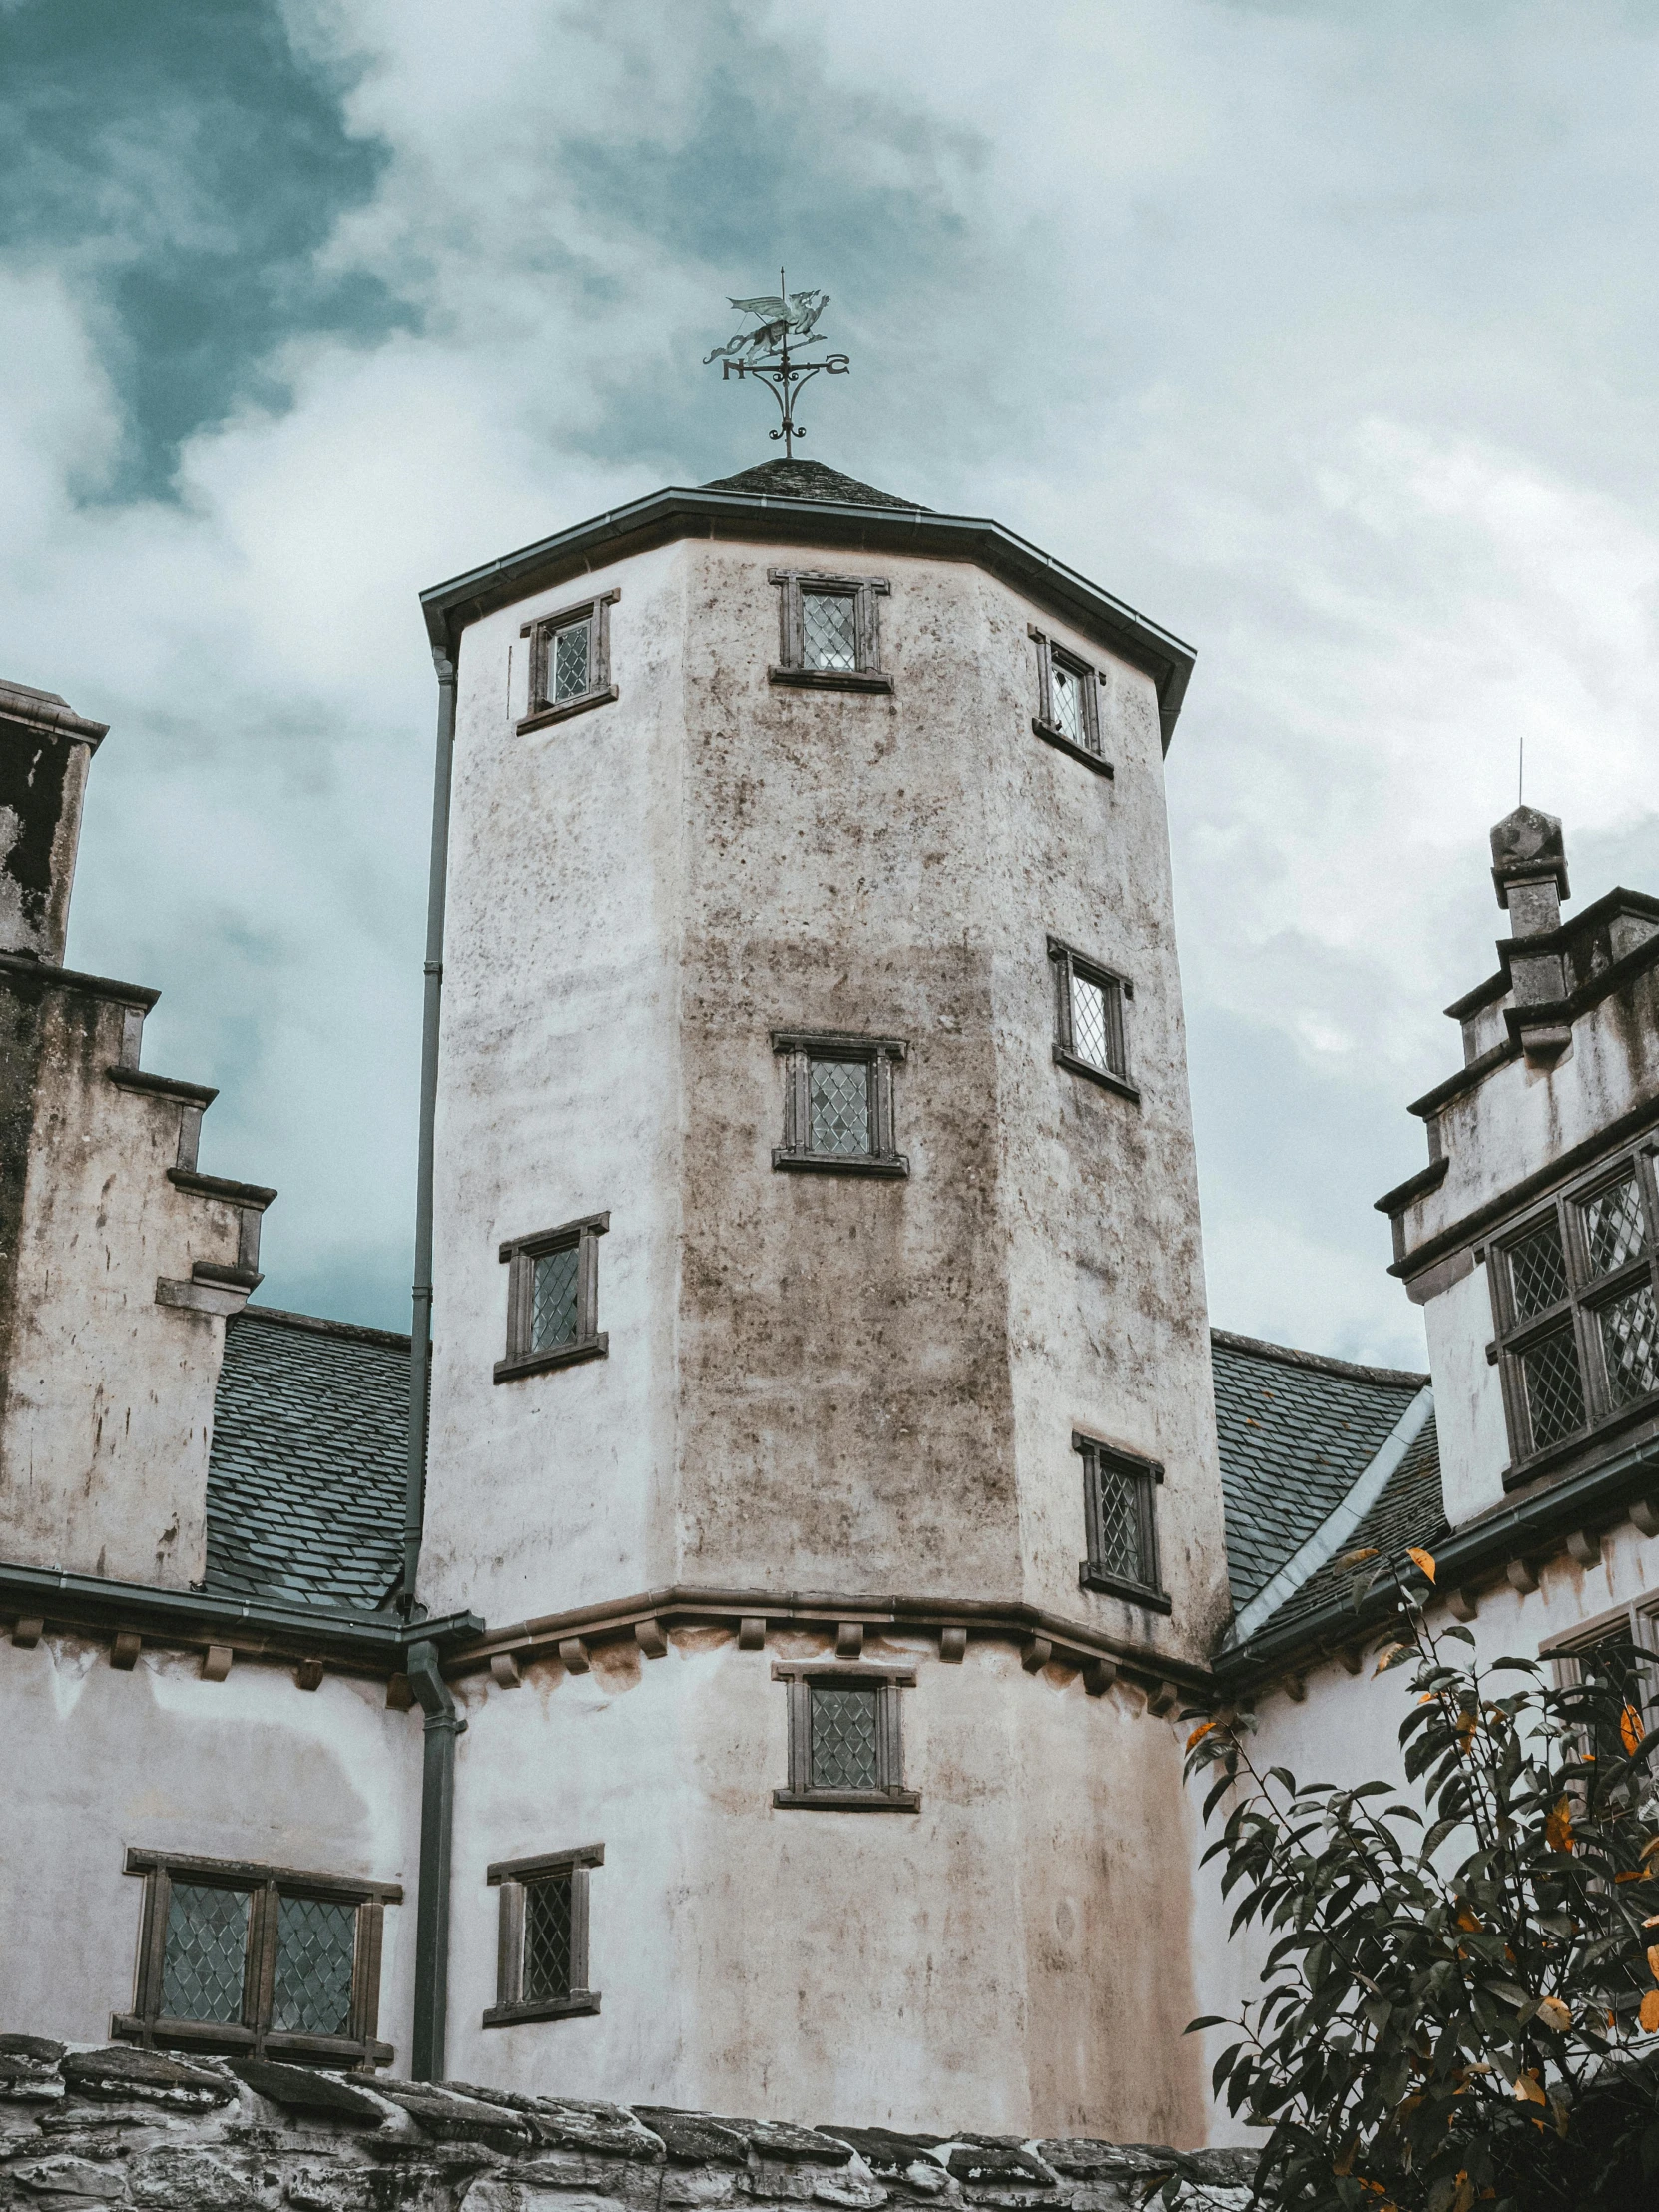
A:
233,1304,411,1351
1210,1326,1428,1390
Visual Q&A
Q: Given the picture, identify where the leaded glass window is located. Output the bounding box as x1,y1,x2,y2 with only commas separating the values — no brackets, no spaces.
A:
1030,630,1108,769
161,1883,248,2026
810,1683,881,1791
498,1213,610,1382
522,1877,573,2005
551,619,591,703
1077,1433,1165,1607
121,1851,393,2064
801,591,856,672
1494,1152,1659,1467
772,1032,908,1178
1050,658,1084,744
1050,939,1134,1095
484,1844,602,2027
531,1245,580,1352
809,1058,870,1156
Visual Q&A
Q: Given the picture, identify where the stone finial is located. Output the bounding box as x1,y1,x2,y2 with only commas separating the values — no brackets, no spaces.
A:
0,678,108,965
1490,804,1569,932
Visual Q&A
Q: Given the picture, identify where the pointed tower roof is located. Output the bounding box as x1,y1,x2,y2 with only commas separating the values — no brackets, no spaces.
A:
701,458,926,511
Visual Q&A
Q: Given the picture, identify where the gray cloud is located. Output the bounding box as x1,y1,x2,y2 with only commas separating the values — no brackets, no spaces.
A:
0,0,1653,1369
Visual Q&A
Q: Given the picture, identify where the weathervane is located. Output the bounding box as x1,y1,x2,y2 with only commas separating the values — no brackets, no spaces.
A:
705,270,848,455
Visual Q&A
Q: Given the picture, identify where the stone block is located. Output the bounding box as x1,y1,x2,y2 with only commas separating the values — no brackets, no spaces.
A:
628,2112,748,2166
372,2086,532,2153
232,2063,389,2126
127,2142,278,2208
8,2151,124,2203
809,2133,944,2180
60,2048,234,2109
447,2088,661,2163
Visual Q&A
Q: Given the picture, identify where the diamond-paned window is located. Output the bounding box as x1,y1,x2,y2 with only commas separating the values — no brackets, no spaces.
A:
810,1683,881,1791
1077,1434,1164,1606
551,620,591,703
802,591,857,672
522,1877,573,2005
1071,975,1111,1074
1051,659,1084,743
1050,941,1132,1093
1582,1175,1648,1279
1599,1283,1659,1406
809,1058,870,1156
531,1245,580,1352
1522,1325,1586,1447
1508,1218,1569,1319
499,1213,609,1382
161,1883,249,2025
1093,1458,1144,1585
271,1895,355,2036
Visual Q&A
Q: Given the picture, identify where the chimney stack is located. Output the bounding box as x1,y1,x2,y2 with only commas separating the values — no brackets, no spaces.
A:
1490,803,1571,1066
0,678,109,966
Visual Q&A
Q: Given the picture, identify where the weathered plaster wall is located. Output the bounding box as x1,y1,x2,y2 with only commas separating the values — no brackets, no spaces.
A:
1189,1516,1659,2141
420,541,687,1625
440,1628,1206,2144
1421,1264,1510,1527
0,985,246,1586
0,1633,417,2057
0,2042,1254,2212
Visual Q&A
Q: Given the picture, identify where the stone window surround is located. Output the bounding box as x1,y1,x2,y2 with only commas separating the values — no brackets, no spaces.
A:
768,569,893,692
495,1211,610,1384
484,1842,604,2028
115,1847,399,2068
1028,624,1115,780
517,590,620,734
1483,1142,1659,1481
1047,935,1139,1102
772,1660,920,1812
771,1029,909,1179
1074,1431,1170,1614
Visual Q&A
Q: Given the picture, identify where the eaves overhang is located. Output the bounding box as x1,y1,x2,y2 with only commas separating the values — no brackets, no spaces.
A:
419,485,1197,751
0,1557,483,1674
1213,1428,1659,1687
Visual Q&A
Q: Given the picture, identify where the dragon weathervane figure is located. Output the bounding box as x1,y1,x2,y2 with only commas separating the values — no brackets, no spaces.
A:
705,271,848,456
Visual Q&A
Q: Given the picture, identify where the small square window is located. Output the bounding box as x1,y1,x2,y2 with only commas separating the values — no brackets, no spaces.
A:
773,1663,919,1811
1029,626,1113,778
1075,1433,1169,1610
1048,938,1137,1100
772,1030,908,1178
497,1212,609,1382
484,1844,602,2028
117,1849,396,2066
769,570,892,691
517,591,619,733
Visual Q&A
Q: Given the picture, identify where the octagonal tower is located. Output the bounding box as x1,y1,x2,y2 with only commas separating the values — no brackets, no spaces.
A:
414,461,1229,2138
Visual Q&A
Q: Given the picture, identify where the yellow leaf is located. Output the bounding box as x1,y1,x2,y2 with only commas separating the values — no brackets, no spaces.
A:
1333,2137,1358,2178
1536,1995,1571,2032
1335,1547,1380,1570
1545,1797,1575,1853
1641,1990,1659,2034
1641,1835,1659,1861
1622,1704,1646,1755
1616,1871,1649,1884
1375,1641,1409,1674
1454,2175,1474,2212
1644,1914,1659,1927
1646,1944,1659,1982
1513,2071,1545,2105
1407,1546,1437,1582
1186,1720,1217,1751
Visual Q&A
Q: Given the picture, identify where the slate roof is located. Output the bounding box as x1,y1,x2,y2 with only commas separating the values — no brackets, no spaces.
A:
1211,1330,1429,1615
701,458,925,510
203,1306,410,1615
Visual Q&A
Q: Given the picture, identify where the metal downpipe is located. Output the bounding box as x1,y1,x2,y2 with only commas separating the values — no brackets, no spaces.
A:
401,643,458,1612
408,1640,464,2080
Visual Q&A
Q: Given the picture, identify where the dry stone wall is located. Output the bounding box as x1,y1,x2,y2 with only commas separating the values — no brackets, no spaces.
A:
0,2042,1254,2212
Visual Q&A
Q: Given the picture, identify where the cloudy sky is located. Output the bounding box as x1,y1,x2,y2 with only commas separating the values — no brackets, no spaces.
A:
3,0,1655,1367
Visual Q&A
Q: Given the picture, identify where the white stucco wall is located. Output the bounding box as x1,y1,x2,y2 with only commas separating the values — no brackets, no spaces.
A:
0,1634,419,2060
1422,1261,1511,1526
440,1625,1206,2142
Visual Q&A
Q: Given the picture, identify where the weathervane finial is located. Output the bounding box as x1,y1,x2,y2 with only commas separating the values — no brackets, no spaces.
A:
705,267,849,457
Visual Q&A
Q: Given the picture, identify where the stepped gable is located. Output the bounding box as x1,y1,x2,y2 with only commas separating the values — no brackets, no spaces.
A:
203,1306,408,1613
1211,1329,1430,1612
702,457,926,509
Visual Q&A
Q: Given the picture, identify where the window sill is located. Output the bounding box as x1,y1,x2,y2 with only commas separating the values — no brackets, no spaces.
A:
773,1149,909,1179
773,1789,921,1813
1501,1391,1659,1491
516,685,619,735
1079,1566,1173,1614
482,1990,601,2028
493,1334,609,1384
769,666,894,693
1032,720,1114,779
1053,1046,1141,1103
110,2014,390,2067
